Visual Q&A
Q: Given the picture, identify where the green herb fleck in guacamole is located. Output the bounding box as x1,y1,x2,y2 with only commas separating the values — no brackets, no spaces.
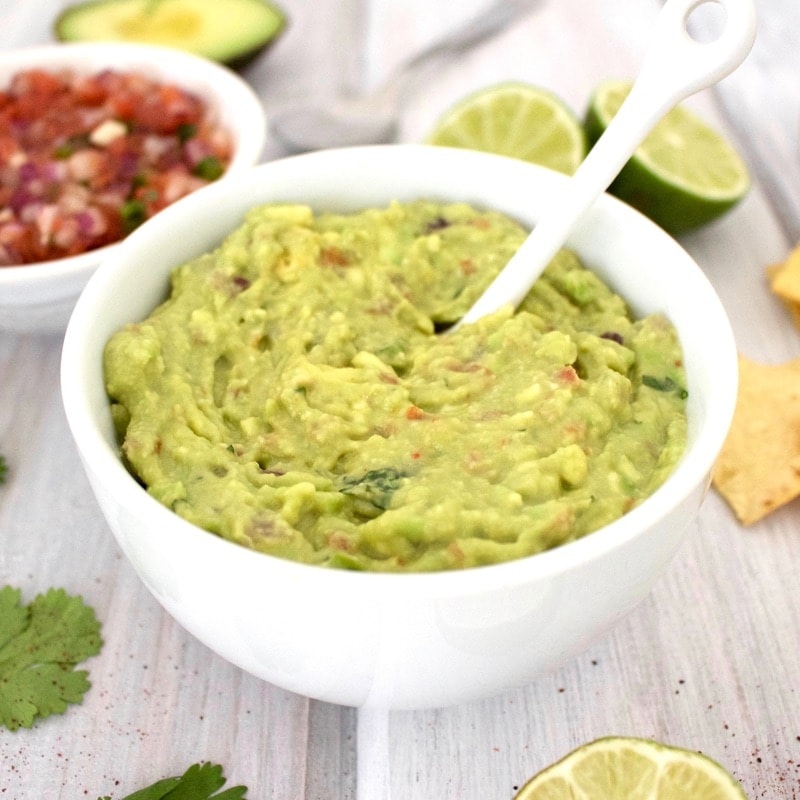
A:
104,200,687,572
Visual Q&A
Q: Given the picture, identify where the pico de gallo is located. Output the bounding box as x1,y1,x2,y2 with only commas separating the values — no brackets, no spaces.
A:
0,67,233,266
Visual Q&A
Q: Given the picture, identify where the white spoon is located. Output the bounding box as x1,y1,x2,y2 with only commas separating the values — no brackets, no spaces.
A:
456,0,756,329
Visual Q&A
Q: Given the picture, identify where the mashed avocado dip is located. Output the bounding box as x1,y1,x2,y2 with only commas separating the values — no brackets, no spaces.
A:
104,200,687,572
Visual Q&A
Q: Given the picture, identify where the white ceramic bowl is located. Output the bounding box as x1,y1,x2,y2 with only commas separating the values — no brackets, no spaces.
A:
61,145,738,710
0,42,267,334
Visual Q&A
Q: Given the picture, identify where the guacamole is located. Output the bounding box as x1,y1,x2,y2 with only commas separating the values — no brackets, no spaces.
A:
104,200,687,572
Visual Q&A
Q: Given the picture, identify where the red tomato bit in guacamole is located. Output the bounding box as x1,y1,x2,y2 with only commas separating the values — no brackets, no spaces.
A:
0,68,232,265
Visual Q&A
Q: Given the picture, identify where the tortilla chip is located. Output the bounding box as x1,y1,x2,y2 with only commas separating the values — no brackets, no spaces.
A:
767,244,800,326
712,354,800,525
777,295,800,330
765,262,781,282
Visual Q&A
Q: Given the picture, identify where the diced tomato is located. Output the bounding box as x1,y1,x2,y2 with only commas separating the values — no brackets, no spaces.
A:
132,85,204,135
0,135,18,160
320,246,351,267
9,69,67,98
107,91,137,120
71,74,109,106
405,406,426,420
556,365,580,385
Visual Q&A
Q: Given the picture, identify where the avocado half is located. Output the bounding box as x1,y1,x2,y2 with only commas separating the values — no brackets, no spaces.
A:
54,0,287,69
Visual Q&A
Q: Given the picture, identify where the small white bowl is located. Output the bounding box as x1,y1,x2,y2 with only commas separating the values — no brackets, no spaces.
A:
0,42,267,334
61,145,738,710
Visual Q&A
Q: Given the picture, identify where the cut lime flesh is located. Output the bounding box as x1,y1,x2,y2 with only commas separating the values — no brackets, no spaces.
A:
515,736,748,800
427,82,588,176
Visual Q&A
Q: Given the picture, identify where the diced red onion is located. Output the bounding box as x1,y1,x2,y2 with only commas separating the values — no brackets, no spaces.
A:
41,160,68,183
18,160,38,182
75,208,106,237
184,137,211,167
8,187,35,214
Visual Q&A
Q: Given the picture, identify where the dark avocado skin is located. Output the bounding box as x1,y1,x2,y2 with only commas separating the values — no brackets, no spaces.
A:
52,0,288,70
226,25,286,71
225,4,287,71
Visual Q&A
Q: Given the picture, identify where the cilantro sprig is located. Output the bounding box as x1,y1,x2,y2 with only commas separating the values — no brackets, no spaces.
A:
0,586,103,730
101,762,248,800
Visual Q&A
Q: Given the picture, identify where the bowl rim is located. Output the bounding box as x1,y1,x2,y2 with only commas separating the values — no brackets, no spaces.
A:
0,40,267,289
60,144,739,595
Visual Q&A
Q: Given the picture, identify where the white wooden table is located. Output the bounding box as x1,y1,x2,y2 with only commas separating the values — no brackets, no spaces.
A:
2,0,800,797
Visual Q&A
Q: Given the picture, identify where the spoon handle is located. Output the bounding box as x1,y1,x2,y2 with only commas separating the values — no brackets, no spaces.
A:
457,0,756,328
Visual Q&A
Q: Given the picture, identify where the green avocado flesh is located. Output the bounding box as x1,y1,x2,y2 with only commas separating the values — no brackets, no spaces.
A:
54,0,287,66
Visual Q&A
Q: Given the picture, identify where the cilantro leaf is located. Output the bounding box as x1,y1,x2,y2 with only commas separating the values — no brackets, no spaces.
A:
101,763,248,800
0,586,103,730
0,453,7,484
339,467,407,516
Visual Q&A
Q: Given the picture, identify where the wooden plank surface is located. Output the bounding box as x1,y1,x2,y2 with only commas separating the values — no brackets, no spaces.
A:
2,1,800,797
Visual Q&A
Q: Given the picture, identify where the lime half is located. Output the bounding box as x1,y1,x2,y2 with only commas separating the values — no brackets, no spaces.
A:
585,79,750,234
426,82,587,175
514,737,748,800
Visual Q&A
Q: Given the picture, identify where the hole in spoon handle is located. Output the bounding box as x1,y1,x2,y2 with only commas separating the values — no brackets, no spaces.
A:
636,0,757,111
577,0,757,205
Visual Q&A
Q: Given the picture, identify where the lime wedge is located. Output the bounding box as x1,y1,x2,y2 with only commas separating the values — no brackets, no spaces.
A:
426,82,588,175
585,79,750,234
514,737,748,800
